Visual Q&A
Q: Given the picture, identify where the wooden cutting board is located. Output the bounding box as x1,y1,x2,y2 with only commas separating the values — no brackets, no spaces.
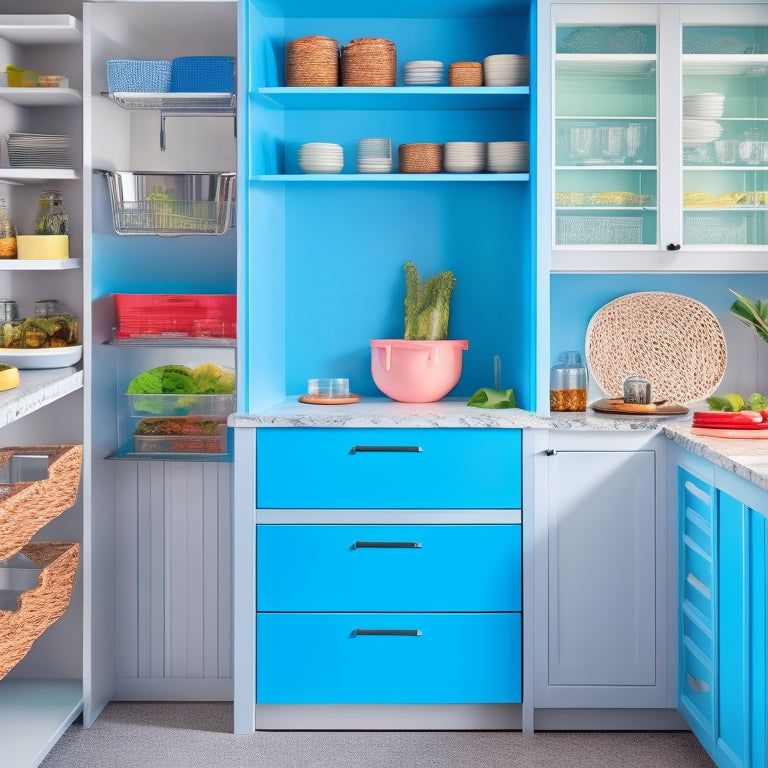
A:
591,397,689,415
691,426,768,439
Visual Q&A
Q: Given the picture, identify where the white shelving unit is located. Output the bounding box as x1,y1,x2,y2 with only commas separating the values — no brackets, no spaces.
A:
0,10,86,768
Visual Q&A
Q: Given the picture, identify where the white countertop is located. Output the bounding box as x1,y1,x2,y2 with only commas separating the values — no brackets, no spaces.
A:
228,396,768,493
0,366,83,429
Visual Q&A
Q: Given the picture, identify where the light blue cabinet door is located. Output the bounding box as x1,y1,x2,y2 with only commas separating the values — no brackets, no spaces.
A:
716,492,749,768
256,612,521,704
257,524,521,612
256,428,521,509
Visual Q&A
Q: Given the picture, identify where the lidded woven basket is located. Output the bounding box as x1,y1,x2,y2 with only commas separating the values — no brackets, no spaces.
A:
449,61,483,86
399,143,443,174
341,37,396,86
286,35,339,86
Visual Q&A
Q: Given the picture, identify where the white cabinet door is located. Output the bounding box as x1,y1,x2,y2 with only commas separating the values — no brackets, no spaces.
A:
534,431,674,710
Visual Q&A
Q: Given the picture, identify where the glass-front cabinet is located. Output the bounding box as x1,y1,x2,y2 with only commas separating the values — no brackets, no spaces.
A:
550,3,768,272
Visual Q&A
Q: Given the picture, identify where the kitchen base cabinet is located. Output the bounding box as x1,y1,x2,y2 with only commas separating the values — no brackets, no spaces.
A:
234,425,523,732
673,445,768,768
532,430,679,723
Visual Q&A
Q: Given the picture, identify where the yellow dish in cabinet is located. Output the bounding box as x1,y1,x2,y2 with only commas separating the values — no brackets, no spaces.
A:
16,235,69,261
0,364,19,391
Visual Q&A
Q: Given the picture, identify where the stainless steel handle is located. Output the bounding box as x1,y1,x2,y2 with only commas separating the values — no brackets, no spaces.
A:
349,445,423,454
353,628,422,637
352,541,422,549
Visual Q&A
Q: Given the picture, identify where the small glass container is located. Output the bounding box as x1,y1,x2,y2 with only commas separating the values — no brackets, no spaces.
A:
0,197,18,259
0,299,18,322
623,375,652,404
308,378,350,398
34,190,70,235
34,299,62,317
550,350,587,412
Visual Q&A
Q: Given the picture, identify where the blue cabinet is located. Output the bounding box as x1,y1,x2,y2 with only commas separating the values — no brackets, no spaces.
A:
253,428,522,709
241,0,537,411
677,457,768,768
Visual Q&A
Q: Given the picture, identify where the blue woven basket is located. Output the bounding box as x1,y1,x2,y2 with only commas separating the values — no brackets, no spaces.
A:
107,59,172,93
170,56,236,93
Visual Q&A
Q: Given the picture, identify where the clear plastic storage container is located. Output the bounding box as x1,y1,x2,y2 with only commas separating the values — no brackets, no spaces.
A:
550,350,587,412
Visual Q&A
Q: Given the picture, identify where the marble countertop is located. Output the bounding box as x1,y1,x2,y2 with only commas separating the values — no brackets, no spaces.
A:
0,367,83,430
228,396,768,492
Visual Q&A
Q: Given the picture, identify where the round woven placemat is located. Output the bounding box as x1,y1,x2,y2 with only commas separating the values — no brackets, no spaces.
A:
585,291,727,404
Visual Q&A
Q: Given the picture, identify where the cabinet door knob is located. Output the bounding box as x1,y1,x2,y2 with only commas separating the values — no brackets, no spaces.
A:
666,243,681,251
545,449,557,456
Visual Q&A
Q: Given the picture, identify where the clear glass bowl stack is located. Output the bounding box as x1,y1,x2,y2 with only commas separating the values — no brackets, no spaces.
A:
357,138,393,173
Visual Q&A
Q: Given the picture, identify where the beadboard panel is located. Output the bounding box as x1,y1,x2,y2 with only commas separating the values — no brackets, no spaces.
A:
114,461,232,700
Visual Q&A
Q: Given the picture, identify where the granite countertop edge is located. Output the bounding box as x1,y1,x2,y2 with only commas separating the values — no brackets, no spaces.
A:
228,397,768,492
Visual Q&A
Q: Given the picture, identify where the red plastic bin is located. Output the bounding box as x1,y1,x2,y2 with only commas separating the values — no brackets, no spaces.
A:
113,293,236,339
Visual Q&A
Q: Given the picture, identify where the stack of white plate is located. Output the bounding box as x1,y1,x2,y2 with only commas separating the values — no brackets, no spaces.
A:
443,142,486,173
487,141,529,173
6,133,72,168
298,142,344,173
683,92,725,119
682,119,723,146
404,60,444,85
483,54,529,86
357,138,393,173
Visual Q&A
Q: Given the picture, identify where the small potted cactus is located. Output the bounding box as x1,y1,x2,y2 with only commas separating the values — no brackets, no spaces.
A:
370,261,468,403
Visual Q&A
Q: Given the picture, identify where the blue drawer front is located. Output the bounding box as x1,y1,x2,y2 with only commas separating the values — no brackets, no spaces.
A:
256,612,521,704
256,428,521,509
257,524,521,612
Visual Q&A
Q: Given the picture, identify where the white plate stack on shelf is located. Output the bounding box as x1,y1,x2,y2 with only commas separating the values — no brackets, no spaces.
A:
683,92,725,119
403,60,444,85
487,141,529,173
443,142,486,173
682,119,723,146
298,142,344,174
6,133,72,168
357,138,393,173
483,54,529,86
682,92,724,147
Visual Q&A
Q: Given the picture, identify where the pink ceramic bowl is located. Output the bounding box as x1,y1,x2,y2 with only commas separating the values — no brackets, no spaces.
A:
370,338,469,403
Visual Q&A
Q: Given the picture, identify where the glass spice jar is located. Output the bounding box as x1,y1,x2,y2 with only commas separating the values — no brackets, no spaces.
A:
34,190,70,235
0,197,18,259
550,350,588,412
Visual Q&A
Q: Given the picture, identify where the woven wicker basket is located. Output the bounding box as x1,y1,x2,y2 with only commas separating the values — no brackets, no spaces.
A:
341,38,396,86
399,143,443,174
0,445,83,562
0,542,79,679
586,292,727,404
286,36,339,87
449,61,483,86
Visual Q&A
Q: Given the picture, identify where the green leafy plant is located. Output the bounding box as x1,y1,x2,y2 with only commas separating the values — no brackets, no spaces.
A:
403,261,456,341
730,289,768,344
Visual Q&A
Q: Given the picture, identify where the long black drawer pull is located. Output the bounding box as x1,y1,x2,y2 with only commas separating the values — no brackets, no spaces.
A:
353,628,422,637
349,445,423,454
352,540,422,549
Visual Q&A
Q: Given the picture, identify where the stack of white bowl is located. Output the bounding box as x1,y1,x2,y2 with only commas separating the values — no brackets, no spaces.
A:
483,54,529,86
443,142,486,173
404,60,444,85
487,141,529,173
357,138,393,173
298,142,344,173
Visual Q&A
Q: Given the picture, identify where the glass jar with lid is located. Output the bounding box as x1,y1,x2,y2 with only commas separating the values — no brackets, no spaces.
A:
0,197,18,258
550,350,588,411
34,190,70,235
